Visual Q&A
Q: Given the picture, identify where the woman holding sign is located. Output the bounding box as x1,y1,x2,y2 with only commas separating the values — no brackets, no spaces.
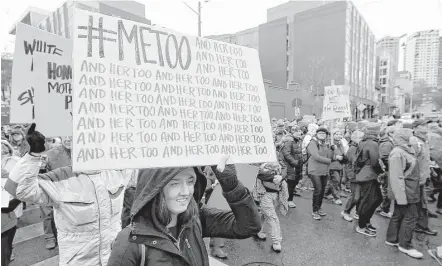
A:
108,156,261,266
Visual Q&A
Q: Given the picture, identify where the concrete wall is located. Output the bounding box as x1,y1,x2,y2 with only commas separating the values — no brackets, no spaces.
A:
259,18,288,88
291,2,346,95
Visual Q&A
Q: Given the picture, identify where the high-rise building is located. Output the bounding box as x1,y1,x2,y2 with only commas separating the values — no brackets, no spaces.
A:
208,1,377,119
8,7,51,34
404,30,440,87
376,36,400,72
438,36,442,88
375,47,397,115
206,27,259,50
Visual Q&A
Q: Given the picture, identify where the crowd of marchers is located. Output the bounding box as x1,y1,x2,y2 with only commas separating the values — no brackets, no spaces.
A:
2,115,442,265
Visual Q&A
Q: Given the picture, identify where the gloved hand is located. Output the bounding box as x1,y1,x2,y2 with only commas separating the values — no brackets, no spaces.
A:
26,123,46,154
211,155,238,192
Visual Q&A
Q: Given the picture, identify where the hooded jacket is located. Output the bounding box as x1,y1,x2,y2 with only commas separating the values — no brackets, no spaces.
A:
388,129,420,205
6,154,137,266
428,130,442,168
281,135,303,180
354,135,382,182
108,166,261,266
306,137,333,176
410,129,430,185
379,135,394,171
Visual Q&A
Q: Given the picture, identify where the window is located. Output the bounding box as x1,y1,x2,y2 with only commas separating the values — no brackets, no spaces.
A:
381,68,387,75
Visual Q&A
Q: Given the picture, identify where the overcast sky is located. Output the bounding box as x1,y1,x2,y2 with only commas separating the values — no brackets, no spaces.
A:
1,0,442,52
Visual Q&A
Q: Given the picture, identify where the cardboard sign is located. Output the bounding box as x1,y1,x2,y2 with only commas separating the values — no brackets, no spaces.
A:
10,23,72,123
1,179,12,208
71,9,275,171
33,53,73,136
322,85,352,121
206,164,259,210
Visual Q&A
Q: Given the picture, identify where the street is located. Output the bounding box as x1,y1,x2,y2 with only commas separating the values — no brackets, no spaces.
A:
11,190,442,266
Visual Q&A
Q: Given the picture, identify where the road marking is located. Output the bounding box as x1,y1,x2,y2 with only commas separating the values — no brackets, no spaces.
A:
13,221,44,245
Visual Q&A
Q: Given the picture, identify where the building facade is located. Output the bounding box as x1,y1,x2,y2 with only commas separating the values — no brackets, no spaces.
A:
376,36,400,72
375,47,397,115
404,30,440,87
438,36,442,88
395,71,413,113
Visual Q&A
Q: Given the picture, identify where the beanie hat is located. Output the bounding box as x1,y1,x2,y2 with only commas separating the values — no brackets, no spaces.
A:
364,122,380,137
351,130,365,143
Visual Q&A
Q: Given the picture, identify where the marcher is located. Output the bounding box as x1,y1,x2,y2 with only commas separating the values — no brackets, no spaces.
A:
282,126,303,208
354,123,383,237
341,130,364,222
325,128,347,205
6,124,137,266
386,128,423,259
254,161,288,253
107,156,261,266
9,125,29,157
410,119,438,236
307,127,333,220
378,125,396,218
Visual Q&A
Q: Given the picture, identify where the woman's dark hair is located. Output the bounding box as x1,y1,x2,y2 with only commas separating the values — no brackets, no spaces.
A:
152,189,199,228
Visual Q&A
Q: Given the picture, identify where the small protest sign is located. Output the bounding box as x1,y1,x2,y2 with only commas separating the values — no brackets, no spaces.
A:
33,53,73,137
71,9,275,171
10,23,72,123
322,85,352,121
206,164,259,210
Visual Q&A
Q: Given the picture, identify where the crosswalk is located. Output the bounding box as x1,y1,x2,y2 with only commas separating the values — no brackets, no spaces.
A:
10,203,228,266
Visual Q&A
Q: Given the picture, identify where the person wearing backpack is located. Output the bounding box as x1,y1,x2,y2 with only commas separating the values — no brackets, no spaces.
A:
354,123,384,237
307,127,334,220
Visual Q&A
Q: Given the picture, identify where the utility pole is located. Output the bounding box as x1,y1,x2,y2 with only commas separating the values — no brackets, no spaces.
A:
198,1,202,37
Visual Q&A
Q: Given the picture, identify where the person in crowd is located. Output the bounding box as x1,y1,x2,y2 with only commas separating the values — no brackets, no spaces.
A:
307,127,333,220
429,245,442,265
40,136,73,249
325,128,348,205
385,128,423,259
1,140,21,266
354,123,383,237
377,125,396,218
274,120,287,149
202,166,228,259
107,156,262,265
341,130,365,222
282,126,303,208
5,124,137,266
9,125,29,157
253,161,288,253
410,119,438,236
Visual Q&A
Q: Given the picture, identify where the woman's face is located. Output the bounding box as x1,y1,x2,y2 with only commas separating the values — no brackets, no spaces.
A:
12,133,23,142
317,132,327,140
334,132,343,141
292,129,302,139
62,137,72,150
162,168,196,215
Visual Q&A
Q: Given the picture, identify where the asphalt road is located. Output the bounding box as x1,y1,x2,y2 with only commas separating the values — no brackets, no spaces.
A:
10,191,442,266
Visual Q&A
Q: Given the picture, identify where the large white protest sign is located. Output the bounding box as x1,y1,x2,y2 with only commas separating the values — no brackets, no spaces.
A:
322,85,352,121
11,23,72,123
33,53,73,137
72,9,276,171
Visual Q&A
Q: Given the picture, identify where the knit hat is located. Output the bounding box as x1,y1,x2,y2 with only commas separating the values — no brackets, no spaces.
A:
332,128,343,135
357,120,370,131
350,130,365,143
364,122,380,137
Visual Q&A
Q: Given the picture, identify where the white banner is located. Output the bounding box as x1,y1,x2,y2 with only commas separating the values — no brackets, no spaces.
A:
72,9,276,171
322,85,352,121
33,53,73,137
10,23,72,123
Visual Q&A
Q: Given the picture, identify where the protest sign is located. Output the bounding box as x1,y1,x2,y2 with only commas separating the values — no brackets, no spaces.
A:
322,85,352,121
33,53,73,136
207,164,259,210
10,23,72,124
71,9,275,171
1,179,12,208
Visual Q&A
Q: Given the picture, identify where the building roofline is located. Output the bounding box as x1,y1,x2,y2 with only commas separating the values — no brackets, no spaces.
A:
8,6,51,35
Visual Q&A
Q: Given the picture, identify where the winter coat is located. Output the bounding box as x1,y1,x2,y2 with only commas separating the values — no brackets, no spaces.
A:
379,135,394,172
307,138,333,176
281,135,303,180
108,166,261,266
45,146,71,170
410,132,431,185
344,142,358,182
6,154,137,266
1,169,20,234
354,136,383,182
329,142,346,171
388,129,420,205
428,131,442,168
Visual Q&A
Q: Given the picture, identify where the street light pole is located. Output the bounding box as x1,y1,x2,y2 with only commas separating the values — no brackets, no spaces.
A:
182,1,204,37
